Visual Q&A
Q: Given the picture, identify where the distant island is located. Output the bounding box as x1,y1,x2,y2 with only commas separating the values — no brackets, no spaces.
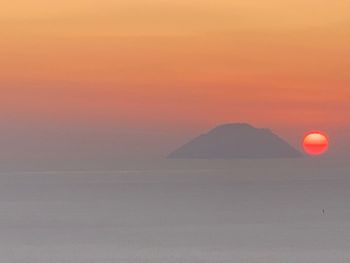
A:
168,123,302,159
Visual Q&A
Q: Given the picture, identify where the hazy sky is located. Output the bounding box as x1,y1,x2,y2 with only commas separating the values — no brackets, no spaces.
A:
1,0,349,163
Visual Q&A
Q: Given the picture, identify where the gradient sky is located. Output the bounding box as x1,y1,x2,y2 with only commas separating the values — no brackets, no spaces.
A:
1,0,349,163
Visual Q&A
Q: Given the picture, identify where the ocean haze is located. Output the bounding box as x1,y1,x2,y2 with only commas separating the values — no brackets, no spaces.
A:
0,158,349,262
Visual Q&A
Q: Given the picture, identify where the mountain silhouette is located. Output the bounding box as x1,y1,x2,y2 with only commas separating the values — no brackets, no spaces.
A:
168,123,302,159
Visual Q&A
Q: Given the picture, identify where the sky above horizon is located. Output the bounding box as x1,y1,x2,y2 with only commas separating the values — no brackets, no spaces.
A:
0,0,349,162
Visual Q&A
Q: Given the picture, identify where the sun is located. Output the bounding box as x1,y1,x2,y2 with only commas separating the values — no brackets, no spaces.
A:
302,131,329,156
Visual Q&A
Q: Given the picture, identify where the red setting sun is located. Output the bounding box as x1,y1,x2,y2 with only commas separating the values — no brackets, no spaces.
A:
303,132,329,156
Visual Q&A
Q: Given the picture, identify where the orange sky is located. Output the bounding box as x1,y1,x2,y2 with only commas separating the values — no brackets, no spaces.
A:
1,0,349,156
